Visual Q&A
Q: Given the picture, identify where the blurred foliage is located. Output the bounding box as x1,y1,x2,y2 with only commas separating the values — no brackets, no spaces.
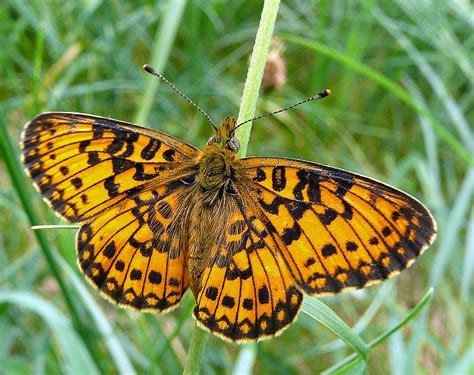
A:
0,0,472,374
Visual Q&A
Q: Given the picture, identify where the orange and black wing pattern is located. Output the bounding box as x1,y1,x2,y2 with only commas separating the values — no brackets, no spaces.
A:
21,113,199,311
21,112,199,222
77,181,191,311
194,196,302,342
242,157,436,296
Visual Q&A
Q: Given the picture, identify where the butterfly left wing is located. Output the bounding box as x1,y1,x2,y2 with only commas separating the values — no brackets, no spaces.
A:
21,112,199,222
193,196,303,342
241,157,437,296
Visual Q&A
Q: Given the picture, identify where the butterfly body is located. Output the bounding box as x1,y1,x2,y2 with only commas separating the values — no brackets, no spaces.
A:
174,116,248,295
21,112,436,342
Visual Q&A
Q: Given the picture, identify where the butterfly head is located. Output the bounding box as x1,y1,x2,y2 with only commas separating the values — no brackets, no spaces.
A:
207,116,240,153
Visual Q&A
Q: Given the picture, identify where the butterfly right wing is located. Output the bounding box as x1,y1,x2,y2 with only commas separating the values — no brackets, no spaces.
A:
78,180,191,312
241,157,436,296
21,112,199,222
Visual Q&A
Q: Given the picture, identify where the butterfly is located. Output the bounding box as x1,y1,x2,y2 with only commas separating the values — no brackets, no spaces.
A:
21,72,436,343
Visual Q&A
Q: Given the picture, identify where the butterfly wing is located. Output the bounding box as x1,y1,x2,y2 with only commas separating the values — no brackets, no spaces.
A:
22,112,199,311
21,112,199,222
78,180,191,311
193,195,303,342
241,157,437,296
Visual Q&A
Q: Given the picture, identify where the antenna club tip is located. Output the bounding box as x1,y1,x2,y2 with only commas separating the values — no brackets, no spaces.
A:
312,89,332,99
143,64,154,74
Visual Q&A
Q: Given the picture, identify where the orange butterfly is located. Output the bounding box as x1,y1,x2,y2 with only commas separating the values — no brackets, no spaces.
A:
21,67,436,342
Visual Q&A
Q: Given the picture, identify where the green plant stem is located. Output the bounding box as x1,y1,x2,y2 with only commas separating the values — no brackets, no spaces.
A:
236,0,281,158
183,1,281,373
183,326,209,375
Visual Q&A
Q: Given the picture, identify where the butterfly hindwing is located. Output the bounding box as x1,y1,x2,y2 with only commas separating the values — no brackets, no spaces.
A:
193,196,303,342
242,157,437,296
21,112,199,222
77,181,191,311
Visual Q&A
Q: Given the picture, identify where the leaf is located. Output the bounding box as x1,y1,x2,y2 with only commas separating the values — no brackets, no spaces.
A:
302,297,370,360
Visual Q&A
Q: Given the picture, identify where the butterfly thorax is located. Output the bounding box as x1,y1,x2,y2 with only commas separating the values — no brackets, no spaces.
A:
195,117,243,203
197,145,236,189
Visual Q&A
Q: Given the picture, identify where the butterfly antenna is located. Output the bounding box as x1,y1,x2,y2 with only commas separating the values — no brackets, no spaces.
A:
235,89,332,130
143,64,217,131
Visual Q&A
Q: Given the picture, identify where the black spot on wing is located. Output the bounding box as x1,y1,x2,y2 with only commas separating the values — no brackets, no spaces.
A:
104,176,120,197
242,298,253,310
162,149,176,162
130,269,142,280
253,167,266,182
169,277,180,287
105,129,126,154
103,241,116,258
369,237,379,245
88,152,100,166
141,138,161,160
271,166,286,191
71,177,83,190
346,241,358,251
206,286,218,301
258,196,285,215
307,173,322,203
318,208,338,225
222,295,235,308
148,271,162,284
258,285,269,304
322,244,337,258
79,140,90,152
281,222,301,245
133,164,157,181
293,169,322,203
112,158,135,174
334,177,354,197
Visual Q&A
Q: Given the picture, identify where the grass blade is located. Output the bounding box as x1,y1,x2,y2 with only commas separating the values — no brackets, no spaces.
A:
0,114,94,357
233,343,258,375
370,288,433,348
373,6,473,151
57,257,136,375
462,211,474,303
303,297,370,361
323,288,433,374
279,33,472,167
134,0,187,125
0,291,99,375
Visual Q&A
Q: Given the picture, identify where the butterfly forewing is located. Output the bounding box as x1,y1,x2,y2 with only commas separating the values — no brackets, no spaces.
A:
21,113,199,222
242,157,436,295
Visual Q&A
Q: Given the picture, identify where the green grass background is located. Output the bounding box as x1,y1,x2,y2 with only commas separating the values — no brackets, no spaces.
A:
1,1,473,374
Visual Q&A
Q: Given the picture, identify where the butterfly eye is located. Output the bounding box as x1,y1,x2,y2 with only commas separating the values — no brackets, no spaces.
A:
180,174,197,185
227,138,240,152
224,180,238,195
